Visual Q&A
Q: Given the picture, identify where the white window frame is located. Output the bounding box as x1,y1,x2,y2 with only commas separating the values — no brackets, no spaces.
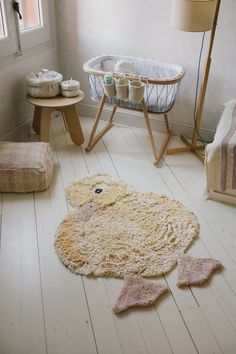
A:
0,0,18,58
19,0,51,51
0,0,52,61
0,0,8,37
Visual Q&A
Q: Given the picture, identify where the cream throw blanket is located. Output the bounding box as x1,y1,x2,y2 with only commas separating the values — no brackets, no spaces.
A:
205,100,236,201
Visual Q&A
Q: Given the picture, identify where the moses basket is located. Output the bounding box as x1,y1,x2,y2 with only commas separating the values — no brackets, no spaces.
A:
83,55,185,164
83,55,185,113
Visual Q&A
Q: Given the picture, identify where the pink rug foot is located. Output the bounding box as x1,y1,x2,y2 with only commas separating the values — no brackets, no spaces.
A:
113,275,169,314
177,255,222,287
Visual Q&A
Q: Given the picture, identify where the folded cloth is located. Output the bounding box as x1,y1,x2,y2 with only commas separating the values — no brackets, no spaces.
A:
205,100,236,195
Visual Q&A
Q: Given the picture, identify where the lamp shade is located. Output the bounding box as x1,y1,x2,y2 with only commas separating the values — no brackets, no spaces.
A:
171,0,217,32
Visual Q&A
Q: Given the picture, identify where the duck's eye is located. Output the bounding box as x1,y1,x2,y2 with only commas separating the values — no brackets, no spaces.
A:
95,188,103,194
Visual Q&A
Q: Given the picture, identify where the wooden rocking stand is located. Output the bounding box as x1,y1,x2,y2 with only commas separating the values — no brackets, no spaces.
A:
85,94,171,165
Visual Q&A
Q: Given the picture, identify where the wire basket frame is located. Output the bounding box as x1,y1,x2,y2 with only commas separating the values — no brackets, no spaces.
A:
84,55,185,114
88,73,181,113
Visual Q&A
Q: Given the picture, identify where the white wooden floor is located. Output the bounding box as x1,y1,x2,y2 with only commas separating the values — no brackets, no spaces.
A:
1,115,236,354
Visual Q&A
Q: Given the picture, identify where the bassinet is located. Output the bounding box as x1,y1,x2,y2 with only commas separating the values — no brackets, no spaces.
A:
83,55,185,164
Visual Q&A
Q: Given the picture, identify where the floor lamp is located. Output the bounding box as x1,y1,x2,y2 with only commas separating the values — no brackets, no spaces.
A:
167,0,221,162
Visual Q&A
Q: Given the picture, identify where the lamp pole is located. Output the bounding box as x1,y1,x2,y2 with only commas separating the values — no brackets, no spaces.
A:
167,0,222,162
191,0,221,151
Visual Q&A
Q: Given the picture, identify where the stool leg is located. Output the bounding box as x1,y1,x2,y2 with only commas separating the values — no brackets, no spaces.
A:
63,105,84,145
40,107,53,142
62,112,68,131
33,106,41,134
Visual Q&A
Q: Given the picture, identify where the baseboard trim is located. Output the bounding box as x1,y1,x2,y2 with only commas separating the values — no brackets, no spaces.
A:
0,119,33,142
78,102,215,141
1,104,215,143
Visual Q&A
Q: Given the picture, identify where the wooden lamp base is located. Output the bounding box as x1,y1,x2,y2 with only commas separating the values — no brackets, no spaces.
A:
167,0,221,165
167,134,205,162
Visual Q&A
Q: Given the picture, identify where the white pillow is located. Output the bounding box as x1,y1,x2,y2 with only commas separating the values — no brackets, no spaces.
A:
114,60,134,74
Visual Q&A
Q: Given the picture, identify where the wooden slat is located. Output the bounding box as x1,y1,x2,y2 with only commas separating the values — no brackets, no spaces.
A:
51,117,124,354
189,242,236,352
131,125,236,351
68,117,173,354
100,122,198,353
81,118,158,354
0,193,46,354
33,119,98,354
208,221,236,265
3,114,236,354
181,307,222,354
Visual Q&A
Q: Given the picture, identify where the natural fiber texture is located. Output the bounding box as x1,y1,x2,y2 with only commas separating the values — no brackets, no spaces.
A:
0,142,54,193
113,275,169,314
55,174,199,278
176,255,222,287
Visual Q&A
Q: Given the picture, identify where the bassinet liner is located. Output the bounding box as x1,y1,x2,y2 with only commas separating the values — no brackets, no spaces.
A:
83,55,185,113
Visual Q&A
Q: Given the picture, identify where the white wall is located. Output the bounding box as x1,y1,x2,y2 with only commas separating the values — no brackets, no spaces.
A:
0,1,58,139
56,0,236,138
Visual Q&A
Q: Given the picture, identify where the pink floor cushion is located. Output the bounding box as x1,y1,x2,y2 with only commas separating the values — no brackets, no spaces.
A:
0,142,54,193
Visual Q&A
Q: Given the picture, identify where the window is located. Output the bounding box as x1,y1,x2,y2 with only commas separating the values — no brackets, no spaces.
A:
0,0,17,59
0,0,51,61
0,0,7,38
19,0,42,32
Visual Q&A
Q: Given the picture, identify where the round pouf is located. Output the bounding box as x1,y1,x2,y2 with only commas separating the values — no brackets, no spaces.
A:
55,174,199,278
0,142,54,193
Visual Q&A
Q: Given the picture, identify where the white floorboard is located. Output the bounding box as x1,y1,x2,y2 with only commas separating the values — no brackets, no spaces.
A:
1,115,236,354
0,194,46,354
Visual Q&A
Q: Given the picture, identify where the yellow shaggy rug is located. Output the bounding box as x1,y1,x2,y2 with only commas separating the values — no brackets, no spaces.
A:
55,174,199,278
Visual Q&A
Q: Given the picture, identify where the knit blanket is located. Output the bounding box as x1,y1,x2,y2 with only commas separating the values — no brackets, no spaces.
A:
205,100,236,200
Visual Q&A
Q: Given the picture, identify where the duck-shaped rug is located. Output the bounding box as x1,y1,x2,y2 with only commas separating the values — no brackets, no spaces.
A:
55,174,200,278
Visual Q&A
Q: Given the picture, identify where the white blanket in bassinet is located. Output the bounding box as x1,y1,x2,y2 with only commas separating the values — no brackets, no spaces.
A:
205,100,236,202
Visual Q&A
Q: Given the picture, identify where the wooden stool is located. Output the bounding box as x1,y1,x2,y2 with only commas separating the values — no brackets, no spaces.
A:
26,92,85,145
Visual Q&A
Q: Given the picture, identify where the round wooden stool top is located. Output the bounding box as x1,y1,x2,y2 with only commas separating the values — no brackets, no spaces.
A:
26,91,85,145
26,91,85,108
